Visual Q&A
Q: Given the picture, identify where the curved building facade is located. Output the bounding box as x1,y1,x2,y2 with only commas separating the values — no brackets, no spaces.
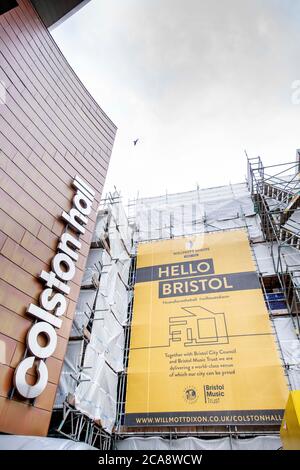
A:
0,0,116,436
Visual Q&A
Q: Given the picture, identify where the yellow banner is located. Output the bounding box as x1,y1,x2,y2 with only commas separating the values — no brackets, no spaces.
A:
125,230,288,427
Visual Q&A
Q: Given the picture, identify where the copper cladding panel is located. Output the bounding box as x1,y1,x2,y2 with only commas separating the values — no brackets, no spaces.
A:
0,0,116,435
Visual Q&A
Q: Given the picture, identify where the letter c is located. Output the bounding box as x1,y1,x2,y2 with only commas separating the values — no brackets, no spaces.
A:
14,356,48,399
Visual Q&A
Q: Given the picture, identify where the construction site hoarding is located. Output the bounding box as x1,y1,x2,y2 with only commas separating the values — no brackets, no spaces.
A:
125,230,288,427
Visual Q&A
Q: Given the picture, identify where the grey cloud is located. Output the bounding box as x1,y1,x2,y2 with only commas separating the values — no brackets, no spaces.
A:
53,0,300,200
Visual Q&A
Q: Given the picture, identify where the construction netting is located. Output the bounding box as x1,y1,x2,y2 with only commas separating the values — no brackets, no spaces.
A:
55,192,132,434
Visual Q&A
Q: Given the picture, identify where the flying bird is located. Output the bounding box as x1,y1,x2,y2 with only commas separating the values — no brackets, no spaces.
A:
133,138,139,146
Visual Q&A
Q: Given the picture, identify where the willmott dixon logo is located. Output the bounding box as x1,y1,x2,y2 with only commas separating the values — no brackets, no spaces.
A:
183,386,198,404
185,239,194,250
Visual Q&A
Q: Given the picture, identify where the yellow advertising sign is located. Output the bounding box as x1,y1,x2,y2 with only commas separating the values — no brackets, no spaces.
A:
125,230,288,427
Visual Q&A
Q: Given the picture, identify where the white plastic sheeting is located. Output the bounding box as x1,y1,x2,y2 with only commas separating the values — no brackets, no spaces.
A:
81,248,103,287
92,210,109,244
245,215,264,243
54,340,84,408
71,289,97,337
283,210,300,235
74,344,118,434
91,298,125,373
97,262,129,325
132,183,260,242
116,436,230,450
253,243,276,275
271,243,300,273
0,435,96,450
71,196,131,434
116,435,282,450
231,436,282,450
107,224,131,282
110,197,132,253
273,317,300,389
204,214,261,241
109,219,131,257
116,257,131,284
100,248,113,270
133,191,204,241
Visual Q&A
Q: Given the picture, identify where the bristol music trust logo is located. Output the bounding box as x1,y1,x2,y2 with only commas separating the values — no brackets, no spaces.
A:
183,386,198,404
203,384,225,404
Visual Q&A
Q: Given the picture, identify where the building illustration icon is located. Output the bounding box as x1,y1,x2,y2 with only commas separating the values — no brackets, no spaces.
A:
169,305,229,346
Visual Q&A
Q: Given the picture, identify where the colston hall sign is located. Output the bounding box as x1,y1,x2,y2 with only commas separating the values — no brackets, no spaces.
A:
14,175,95,399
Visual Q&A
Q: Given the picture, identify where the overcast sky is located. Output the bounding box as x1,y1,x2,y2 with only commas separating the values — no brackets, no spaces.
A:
52,0,300,202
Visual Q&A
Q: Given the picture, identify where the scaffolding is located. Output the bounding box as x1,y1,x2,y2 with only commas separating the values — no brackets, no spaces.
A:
115,254,136,434
49,190,133,449
114,163,300,450
247,156,300,334
51,157,300,450
49,402,111,449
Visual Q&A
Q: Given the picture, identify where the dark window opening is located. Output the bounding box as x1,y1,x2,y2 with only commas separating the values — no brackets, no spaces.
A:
0,1,18,16
261,275,288,315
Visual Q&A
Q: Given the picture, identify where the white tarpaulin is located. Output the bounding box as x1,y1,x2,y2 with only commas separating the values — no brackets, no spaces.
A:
116,436,229,450
71,289,97,337
111,197,132,253
81,248,103,287
133,183,258,242
273,317,300,389
283,210,300,235
231,436,282,450
253,243,276,275
106,223,131,283
98,262,129,325
116,435,282,450
109,221,131,259
100,249,113,270
74,344,118,434
0,435,96,450
116,257,131,284
54,340,84,408
91,296,125,372
271,243,300,273
245,215,264,243
92,210,109,244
